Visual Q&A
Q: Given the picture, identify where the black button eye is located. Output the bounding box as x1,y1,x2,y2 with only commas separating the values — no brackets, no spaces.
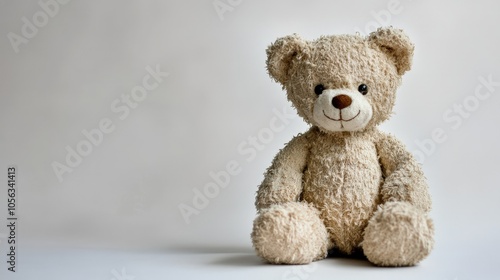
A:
358,84,368,95
314,84,325,95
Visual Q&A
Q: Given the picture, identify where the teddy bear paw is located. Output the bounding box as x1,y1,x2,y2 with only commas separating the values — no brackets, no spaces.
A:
362,201,434,266
251,202,329,264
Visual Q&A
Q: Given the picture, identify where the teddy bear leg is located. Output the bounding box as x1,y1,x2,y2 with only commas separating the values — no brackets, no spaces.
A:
362,201,434,266
251,202,329,264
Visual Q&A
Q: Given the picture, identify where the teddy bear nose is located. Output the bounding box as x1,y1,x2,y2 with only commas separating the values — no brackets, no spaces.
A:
331,94,352,109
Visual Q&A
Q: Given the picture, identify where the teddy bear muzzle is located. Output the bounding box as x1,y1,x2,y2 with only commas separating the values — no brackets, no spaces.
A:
312,89,373,132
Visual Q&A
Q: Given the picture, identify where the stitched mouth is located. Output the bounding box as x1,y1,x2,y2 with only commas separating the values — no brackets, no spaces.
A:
323,110,360,122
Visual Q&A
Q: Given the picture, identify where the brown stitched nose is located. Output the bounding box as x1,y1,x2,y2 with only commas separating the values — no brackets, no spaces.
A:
331,94,352,109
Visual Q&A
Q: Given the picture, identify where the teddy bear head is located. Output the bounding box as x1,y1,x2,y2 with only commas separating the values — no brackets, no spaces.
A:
266,27,414,132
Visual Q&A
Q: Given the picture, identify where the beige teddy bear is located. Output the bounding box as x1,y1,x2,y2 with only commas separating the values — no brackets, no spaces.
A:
251,27,434,267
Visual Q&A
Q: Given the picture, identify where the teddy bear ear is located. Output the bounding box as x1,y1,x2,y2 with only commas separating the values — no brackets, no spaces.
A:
368,27,414,75
266,34,309,85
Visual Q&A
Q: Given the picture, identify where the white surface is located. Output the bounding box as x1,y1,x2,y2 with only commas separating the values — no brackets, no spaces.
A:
1,0,500,279
0,243,497,280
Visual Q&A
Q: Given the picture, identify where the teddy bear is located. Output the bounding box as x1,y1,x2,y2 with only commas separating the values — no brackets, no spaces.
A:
251,27,434,267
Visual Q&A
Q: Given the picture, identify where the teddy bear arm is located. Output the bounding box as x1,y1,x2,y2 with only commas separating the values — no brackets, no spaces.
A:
255,133,309,211
375,132,432,212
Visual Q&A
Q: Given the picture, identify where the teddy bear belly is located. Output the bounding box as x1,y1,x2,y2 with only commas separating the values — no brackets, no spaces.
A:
302,144,382,254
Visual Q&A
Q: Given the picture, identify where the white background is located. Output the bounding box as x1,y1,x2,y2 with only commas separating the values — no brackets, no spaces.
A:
1,0,500,279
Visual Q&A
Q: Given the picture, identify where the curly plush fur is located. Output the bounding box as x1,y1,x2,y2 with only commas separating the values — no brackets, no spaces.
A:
251,27,434,267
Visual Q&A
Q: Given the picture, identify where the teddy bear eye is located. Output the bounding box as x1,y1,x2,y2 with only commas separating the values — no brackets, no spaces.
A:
314,84,325,95
358,84,368,95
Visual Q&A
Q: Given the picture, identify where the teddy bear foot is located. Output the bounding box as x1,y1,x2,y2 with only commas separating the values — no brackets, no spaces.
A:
251,202,329,264
362,201,434,266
